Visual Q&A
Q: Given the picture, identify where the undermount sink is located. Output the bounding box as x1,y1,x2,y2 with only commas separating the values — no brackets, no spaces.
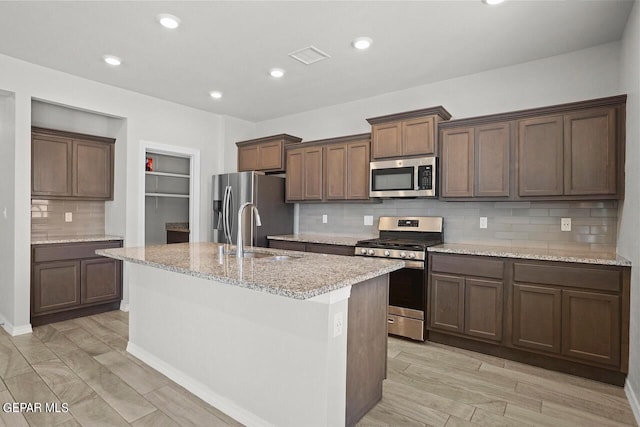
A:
227,251,301,261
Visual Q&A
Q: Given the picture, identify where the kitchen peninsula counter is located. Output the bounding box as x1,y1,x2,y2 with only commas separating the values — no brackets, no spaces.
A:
98,242,402,427
428,243,631,266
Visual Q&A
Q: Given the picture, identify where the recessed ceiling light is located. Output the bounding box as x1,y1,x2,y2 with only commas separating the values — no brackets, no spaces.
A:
270,68,285,78
157,13,181,29
482,0,505,5
103,55,122,66
351,37,373,50
209,91,223,99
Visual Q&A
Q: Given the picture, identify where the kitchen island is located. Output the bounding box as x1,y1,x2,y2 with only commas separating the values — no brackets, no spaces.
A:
97,242,403,427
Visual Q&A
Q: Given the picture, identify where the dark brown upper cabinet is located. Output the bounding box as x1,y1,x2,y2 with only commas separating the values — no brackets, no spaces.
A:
32,127,114,200
286,134,371,202
441,122,511,199
236,134,302,172
285,145,323,202
438,95,626,201
367,107,451,159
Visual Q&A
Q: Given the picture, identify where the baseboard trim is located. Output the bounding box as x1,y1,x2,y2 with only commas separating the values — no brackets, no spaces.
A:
127,342,275,427
0,314,32,336
119,302,129,312
626,379,640,426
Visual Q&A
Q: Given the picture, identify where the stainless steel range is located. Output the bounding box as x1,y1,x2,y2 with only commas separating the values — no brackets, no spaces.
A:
355,216,444,341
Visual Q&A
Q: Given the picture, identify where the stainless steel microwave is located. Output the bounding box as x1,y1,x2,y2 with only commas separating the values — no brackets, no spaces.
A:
370,157,437,198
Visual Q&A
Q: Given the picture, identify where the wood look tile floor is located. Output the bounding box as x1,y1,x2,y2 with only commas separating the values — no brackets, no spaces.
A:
0,312,636,427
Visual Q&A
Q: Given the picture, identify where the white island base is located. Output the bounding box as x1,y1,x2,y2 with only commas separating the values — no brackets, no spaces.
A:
125,263,388,427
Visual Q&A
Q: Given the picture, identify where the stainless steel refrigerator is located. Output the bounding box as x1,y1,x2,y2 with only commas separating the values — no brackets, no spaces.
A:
212,171,293,248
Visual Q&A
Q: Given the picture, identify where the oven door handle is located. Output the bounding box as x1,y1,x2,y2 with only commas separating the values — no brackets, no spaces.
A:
402,260,424,269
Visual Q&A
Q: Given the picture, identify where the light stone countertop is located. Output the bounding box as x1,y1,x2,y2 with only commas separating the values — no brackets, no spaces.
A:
31,234,124,245
98,242,404,300
267,233,374,247
428,243,631,267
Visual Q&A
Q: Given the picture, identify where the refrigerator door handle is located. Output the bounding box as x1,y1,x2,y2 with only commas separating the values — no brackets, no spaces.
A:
226,186,234,244
222,186,229,243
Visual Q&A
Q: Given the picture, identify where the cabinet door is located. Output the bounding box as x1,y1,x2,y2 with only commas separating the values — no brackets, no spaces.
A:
440,128,474,198
475,122,510,197
258,141,284,171
429,274,465,333
465,279,503,341
512,284,561,353
304,147,323,200
285,149,304,201
518,116,564,196
562,290,620,366
346,140,370,200
238,145,259,172
371,122,402,159
324,144,347,200
32,261,81,314
72,139,113,199
403,116,435,156
32,134,72,197
81,258,122,305
564,108,617,196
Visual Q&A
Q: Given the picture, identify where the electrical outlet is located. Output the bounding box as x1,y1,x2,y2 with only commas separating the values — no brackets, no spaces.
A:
333,312,343,337
479,217,488,229
65,212,73,222
561,217,571,232
322,214,328,224
364,215,374,226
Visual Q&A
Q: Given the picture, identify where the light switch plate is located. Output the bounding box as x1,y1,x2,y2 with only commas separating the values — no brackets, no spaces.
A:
480,217,488,229
561,217,571,232
364,215,374,226
65,212,73,222
322,214,328,224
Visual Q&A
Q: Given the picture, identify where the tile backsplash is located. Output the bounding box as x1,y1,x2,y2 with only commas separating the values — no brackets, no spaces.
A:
298,199,618,252
31,199,105,239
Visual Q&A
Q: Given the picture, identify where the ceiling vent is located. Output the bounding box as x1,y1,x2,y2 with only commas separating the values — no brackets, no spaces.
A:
288,46,331,65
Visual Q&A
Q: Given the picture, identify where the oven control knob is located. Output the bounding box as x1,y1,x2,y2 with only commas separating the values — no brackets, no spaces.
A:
360,248,367,255
367,249,375,256
384,250,390,257
400,252,407,258
408,253,416,259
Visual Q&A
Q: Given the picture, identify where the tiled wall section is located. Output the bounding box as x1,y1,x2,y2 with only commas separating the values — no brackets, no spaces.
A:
298,200,618,251
31,199,105,239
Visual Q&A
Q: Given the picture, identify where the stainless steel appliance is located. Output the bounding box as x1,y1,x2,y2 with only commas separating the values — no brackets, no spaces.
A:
369,156,437,198
355,216,444,341
212,171,293,247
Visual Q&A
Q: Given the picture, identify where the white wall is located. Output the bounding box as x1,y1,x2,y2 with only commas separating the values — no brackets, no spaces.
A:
253,42,621,140
220,115,255,173
0,53,226,332
618,0,640,422
0,91,16,330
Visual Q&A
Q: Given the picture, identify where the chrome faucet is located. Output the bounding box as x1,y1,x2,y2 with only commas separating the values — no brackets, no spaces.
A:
236,202,262,258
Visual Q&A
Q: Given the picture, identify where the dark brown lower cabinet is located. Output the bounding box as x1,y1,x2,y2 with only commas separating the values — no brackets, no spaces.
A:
32,261,81,314
512,283,562,353
561,289,620,366
31,240,123,326
428,252,630,385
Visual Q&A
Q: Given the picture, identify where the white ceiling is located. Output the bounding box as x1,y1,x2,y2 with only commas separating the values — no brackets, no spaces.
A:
0,1,633,122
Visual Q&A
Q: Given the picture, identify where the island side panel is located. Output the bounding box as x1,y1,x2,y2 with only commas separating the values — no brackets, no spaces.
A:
126,263,349,427
346,275,389,427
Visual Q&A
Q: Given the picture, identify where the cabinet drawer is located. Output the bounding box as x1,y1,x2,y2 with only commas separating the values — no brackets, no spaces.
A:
513,262,621,292
33,240,123,263
387,314,424,341
431,254,504,279
306,243,354,256
268,240,306,252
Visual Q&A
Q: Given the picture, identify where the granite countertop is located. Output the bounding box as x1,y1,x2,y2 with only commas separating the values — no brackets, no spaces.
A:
165,222,189,232
98,242,404,300
267,233,373,247
428,243,631,267
32,234,124,245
